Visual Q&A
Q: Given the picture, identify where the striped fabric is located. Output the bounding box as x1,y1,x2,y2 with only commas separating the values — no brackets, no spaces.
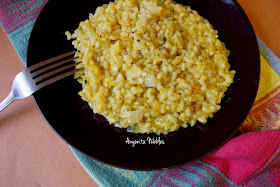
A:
1,1,279,186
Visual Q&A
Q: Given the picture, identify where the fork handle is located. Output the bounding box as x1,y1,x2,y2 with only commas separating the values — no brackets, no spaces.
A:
0,91,15,112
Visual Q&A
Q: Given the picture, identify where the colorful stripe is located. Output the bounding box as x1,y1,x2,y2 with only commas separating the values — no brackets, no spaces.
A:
257,36,280,76
197,161,238,186
252,85,280,110
241,85,280,132
0,0,47,33
244,147,280,186
147,161,238,187
6,19,37,65
70,147,160,187
250,145,280,180
240,38,280,132
146,170,165,187
147,171,167,187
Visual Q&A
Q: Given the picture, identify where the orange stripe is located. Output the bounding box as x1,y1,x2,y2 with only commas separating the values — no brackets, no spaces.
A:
252,85,280,109
241,88,280,132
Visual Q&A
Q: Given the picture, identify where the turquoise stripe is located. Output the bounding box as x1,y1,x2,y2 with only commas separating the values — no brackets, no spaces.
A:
7,19,36,66
247,144,280,181
6,0,27,9
179,164,220,186
145,160,239,187
257,36,280,76
70,147,159,187
6,0,44,33
14,1,44,20
8,1,33,15
138,171,161,187
149,170,168,187
196,160,239,186
7,12,40,34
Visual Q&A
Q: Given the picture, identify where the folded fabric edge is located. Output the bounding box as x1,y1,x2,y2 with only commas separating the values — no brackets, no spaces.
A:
202,130,280,185
257,36,280,76
244,144,280,185
0,20,36,66
69,146,104,187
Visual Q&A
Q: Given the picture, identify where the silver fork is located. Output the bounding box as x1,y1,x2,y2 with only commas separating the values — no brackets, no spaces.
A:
0,51,81,112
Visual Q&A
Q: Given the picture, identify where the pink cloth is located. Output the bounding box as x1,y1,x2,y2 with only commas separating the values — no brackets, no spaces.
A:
147,130,280,186
203,130,280,185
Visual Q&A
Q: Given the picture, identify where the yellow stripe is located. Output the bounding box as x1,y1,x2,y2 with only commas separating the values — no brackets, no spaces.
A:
254,54,280,101
273,120,280,130
252,87,280,111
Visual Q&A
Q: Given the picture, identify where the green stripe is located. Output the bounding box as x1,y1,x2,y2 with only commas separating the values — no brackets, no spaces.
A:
197,160,240,186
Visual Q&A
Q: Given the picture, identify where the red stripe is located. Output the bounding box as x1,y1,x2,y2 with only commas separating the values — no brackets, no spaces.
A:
241,89,280,132
146,171,164,187
253,85,280,106
0,0,46,33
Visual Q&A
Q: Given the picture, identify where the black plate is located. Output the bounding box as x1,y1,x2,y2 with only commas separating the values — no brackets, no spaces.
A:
27,0,260,170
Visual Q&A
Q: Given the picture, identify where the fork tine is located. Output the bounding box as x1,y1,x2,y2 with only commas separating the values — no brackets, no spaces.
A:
31,57,77,78
36,68,83,90
34,62,80,84
29,51,76,72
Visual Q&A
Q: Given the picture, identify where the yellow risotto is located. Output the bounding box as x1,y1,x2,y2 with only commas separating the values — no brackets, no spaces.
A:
66,0,235,134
